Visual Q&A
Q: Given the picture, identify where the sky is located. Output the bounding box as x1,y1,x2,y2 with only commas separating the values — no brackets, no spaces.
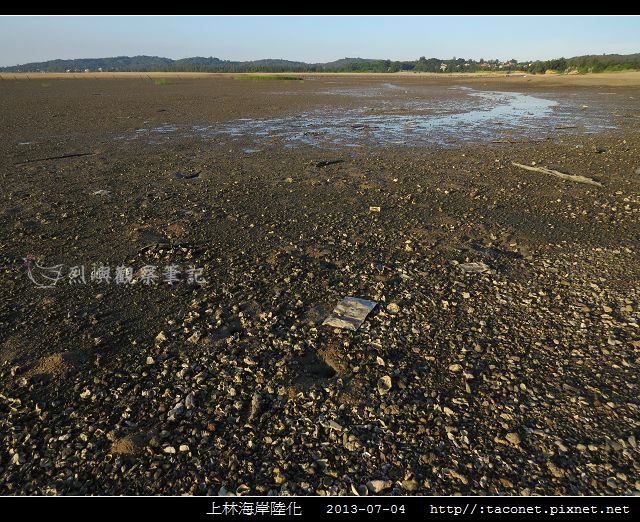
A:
0,15,638,67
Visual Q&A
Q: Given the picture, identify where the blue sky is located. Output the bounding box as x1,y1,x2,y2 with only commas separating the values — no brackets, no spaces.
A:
0,16,638,67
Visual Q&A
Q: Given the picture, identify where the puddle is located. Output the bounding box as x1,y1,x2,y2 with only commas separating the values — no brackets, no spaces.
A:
118,86,615,150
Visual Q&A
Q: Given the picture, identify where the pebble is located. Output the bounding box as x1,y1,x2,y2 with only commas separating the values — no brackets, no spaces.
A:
168,402,185,421
401,479,418,492
366,479,392,494
505,432,521,446
386,303,400,314
377,375,392,395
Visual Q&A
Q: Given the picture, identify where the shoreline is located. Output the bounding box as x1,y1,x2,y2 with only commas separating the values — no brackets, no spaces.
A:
2,70,640,87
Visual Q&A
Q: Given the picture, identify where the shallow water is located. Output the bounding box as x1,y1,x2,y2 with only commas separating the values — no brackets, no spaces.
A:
123,86,615,149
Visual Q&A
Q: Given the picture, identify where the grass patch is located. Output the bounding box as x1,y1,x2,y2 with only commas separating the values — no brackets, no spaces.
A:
154,78,168,86
234,74,303,81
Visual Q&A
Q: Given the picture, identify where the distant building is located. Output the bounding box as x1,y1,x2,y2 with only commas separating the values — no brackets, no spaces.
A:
439,63,448,72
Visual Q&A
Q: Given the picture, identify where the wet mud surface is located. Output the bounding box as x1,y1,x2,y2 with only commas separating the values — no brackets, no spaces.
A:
0,75,639,495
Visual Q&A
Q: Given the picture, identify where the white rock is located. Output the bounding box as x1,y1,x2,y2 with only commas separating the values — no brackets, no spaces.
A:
386,303,400,314
366,479,391,493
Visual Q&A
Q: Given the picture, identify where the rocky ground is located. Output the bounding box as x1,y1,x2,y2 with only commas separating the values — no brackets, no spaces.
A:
0,75,639,495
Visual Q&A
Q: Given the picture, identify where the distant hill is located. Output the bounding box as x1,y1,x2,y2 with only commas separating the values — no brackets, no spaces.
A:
2,53,639,74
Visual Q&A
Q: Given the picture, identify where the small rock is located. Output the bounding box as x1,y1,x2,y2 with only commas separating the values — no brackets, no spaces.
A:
163,446,176,454
547,461,564,478
249,393,262,420
155,331,167,344
366,479,392,494
327,420,343,431
506,432,521,446
146,356,155,365
448,364,463,372
499,478,514,488
179,444,190,452
168,402,185,421
185,393,196,410
401,479,418,492
377,375,392,395
386,303,400,315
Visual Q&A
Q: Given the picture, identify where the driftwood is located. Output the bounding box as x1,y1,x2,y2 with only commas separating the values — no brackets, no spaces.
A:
511,162,603,187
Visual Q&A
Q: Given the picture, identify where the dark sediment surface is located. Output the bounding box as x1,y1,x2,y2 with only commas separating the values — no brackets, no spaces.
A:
0,76,639,495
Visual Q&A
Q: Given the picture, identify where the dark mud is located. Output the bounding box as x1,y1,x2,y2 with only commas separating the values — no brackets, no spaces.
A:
0,76,639,495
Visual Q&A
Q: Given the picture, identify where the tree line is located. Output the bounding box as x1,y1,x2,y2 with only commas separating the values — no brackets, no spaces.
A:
2,53,639,74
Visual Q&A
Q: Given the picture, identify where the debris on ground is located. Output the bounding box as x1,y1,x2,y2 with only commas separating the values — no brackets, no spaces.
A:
458,261,490,274
511,162,603,187
315,159,344,168
322,297,377,331
175,171,200,180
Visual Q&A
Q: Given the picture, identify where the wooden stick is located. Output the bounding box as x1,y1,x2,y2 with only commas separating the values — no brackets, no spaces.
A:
511,162,603,187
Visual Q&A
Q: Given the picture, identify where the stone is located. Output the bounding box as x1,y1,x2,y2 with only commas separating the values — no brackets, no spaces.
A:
366,479,392,494
168,402,185,421
506,432,521,446
386,303,400,314
401,479,419,492
377,375,392,395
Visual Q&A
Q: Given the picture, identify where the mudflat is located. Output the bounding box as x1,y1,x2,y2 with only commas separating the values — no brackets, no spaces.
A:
0,75,639,495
